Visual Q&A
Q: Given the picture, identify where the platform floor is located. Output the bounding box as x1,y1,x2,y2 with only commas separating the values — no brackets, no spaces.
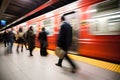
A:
0,43,120,80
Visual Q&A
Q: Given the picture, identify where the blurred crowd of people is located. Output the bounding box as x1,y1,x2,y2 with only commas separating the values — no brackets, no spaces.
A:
0,27,35,56
0,15,77,73
1,26,48,57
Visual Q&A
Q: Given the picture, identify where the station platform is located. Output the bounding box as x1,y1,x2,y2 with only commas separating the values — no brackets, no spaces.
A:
0,43,120,80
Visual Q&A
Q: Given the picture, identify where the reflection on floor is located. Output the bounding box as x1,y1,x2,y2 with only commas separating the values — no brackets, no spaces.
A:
0,43,120,80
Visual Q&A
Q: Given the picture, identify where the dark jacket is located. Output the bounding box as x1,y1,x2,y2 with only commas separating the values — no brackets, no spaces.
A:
38,31,48,47
3,31,9,42
38,31,48,42
57,21,72,51
26,29,35,49
8,31,15,42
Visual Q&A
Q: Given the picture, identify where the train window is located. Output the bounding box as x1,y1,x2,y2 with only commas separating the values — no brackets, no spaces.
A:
97,0,119,12
43,19,51,27
89,0,120,35
41,18,54,36
108,17,120,32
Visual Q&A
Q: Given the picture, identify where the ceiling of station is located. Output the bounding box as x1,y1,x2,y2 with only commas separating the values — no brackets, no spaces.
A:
0,0,49,28
0,0,78,31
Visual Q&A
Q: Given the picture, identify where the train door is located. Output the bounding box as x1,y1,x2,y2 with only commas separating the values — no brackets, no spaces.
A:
63,11,80,54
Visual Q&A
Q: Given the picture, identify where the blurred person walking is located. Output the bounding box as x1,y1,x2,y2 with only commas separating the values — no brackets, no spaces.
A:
3,30,9,47
38,27,48,56
26,26,35,56
16,28,27,53
55,15,77,73
7,28,15,53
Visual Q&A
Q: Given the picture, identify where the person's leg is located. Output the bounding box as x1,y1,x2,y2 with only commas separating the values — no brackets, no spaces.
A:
17,44,19,53
24,43,28,50
23,39,28,50
7,42,10,52
29,48,33,56
21,44,23,52
40,44,44,56
65,54,77,73
6,41,9,47
65,54,76,68
9,41,13,53
4,40,7,47
42,47,48,56
44,47,48,56
40,48,42,56
55,58,63,67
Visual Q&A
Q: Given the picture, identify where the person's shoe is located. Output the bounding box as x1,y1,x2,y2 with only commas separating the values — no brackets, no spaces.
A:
71,69,76,73
30,54,33,56
55,63,62,67
71,67,78,73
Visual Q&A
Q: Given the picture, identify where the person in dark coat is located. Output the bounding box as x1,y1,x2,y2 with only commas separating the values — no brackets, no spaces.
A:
23,32,28,50
26,26,35,56
3,30,9,47
55,16,77,73
38,27,48,56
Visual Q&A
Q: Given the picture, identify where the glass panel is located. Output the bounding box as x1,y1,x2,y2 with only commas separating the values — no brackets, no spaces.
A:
89,0,120,35
42,18,54,36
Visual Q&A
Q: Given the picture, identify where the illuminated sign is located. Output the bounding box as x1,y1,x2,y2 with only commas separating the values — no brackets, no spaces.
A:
0,20,6,26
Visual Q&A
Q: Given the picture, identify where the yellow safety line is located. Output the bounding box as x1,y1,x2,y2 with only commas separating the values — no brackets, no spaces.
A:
45,48,120,73
68,54,120,73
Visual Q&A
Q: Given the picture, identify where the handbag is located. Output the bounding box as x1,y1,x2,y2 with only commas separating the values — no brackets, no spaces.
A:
55,47,65,59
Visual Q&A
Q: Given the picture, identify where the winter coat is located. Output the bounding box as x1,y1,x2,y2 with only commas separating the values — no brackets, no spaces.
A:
57,21,72,51
26,30,35,49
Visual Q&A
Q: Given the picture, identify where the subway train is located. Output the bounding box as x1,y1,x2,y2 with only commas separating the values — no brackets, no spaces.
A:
12,0,120,63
